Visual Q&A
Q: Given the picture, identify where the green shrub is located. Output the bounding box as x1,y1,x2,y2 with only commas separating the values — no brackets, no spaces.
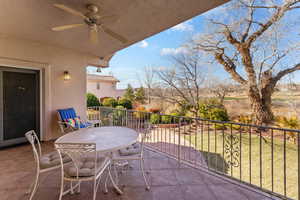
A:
115,105,125,109
276,116,300,129
170,112,181,123
113,106,125,119
102,97,118,107
209,107,229,121
118,98,132,109
86,93,100,107
276,116,300,143
150,113,161,124
198,98,229,121
235,115,253,124
161,115,172,124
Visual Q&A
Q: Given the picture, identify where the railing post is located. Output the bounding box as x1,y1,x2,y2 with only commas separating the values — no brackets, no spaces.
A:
98,106,101,126
178,117,182,167
126,109,128,127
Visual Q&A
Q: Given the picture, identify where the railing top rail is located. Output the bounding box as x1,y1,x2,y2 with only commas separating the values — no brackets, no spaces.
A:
88,106,300,133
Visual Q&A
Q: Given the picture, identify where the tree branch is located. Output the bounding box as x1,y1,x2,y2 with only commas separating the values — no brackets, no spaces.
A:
215,52,247,85
273,64,300,82
246,1,300,46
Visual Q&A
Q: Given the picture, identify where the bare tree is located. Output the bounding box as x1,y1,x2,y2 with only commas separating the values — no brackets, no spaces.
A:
153,52,206,116
208,78,235,104
194,0,300,125
139,66,155,104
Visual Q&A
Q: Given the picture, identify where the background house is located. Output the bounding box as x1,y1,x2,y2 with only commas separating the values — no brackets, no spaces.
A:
87,74,125,99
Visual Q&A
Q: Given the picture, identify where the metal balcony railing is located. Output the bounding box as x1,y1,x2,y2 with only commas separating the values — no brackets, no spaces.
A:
87,106,300,200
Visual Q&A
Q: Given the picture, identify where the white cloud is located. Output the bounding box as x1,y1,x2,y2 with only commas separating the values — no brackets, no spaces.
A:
171,22,194,32
139,40,149,48
160,47,188,56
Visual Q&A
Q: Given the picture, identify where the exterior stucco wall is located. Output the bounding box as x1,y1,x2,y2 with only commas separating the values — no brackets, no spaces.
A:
0,35,99,140
87,81,123,99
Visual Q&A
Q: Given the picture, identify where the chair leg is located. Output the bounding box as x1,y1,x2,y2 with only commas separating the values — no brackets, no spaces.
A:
28,172,40,200
26,182,34,195
103,170,109,194
59,175,64,200
108,165,123,195
140,158,150,190
113,162,119,186
77,181,81,194
93,179,97,200
70,181,74,194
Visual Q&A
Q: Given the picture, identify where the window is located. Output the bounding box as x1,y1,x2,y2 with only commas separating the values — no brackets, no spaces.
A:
97,83,100,90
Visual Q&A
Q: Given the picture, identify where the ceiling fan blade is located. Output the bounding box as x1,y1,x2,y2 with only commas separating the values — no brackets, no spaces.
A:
54,4,87,19
100,25,128,44
99,15,120,24
89,26,99,44
52,24,84,31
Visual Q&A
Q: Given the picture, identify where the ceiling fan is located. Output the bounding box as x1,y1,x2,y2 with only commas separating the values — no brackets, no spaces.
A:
52,4,128,44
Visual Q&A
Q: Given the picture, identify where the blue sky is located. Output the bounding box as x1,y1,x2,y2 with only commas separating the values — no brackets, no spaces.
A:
87,1,300,89
86,5,221,89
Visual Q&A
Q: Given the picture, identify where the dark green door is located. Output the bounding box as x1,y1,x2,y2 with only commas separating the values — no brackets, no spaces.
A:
0,67,40,147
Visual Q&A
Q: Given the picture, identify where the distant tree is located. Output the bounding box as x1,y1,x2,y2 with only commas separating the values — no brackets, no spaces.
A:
102,97,118,107
194,0,300,125
139,66,155,103
153,52,206,117
86,93,100,107
208,79,235,104
118,98,133,109
135,87,146,103
123,84,135,101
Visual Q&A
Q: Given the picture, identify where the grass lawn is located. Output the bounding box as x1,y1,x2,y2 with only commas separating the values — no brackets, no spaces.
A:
224,96,247,101
186,132,299,199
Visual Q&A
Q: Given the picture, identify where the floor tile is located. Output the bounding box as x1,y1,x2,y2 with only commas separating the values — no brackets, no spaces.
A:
0,142,276,200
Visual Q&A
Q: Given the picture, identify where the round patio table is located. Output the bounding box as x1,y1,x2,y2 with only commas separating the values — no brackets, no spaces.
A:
55,126,139,194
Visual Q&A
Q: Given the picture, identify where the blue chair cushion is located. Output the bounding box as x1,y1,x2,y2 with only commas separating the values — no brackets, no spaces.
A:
75,121,92,129
58,108,77,121
73,117,92,129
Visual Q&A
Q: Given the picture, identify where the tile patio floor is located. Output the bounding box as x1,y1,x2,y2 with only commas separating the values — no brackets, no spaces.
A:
0,142,277,200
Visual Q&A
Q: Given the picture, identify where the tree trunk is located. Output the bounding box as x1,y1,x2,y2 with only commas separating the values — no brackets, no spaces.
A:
147,88,151,104
248,89,274,125
248,87,274,125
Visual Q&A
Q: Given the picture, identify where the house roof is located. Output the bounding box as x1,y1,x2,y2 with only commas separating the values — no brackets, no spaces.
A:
87,74,119,83
0,0,229,62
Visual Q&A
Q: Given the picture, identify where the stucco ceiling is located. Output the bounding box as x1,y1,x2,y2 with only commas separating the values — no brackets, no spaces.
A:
0,0,229,58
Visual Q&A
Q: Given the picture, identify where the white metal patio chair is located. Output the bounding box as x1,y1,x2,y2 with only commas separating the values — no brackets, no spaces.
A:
55,142,113,200
107,122,151,191
25,130,72,200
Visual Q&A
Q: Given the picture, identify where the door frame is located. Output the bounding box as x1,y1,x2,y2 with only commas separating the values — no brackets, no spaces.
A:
0,57,49,142
0,68,40,143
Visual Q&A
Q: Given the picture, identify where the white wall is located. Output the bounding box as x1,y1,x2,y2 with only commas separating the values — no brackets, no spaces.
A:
0,35,100,140
87,81,123,99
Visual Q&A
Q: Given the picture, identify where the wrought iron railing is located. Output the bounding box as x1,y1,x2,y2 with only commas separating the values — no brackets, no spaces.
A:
87,106,300,200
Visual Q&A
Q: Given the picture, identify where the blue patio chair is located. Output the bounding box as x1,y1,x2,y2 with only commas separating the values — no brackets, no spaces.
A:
57,108,94,134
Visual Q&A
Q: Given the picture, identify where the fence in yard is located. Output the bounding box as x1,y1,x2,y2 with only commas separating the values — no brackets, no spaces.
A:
87,106,300,200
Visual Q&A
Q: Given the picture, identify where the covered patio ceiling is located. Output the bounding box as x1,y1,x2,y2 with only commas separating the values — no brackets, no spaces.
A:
0,0,229,60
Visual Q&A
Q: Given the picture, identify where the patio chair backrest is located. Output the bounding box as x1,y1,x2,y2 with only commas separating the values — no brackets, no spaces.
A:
137,122,152,156
57,108,77,121
55,143,97,178
25,130,42,166
140,122,152,139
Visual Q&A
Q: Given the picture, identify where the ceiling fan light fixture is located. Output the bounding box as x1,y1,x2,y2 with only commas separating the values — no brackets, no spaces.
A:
87,4,98,13
52,3,128,44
